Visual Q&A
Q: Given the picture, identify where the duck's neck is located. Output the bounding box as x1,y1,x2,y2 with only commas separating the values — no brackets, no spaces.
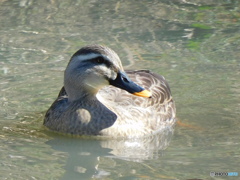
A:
65,85,97,102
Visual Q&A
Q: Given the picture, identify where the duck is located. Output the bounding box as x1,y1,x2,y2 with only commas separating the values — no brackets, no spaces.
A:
44,45,176,138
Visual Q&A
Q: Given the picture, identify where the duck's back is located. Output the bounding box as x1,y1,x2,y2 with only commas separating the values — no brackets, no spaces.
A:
98,70,176,137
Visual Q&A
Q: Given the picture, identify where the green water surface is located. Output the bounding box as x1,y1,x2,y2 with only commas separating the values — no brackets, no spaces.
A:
0,0,239,179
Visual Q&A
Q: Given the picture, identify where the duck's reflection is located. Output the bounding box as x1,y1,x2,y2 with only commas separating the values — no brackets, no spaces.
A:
46,127,174,179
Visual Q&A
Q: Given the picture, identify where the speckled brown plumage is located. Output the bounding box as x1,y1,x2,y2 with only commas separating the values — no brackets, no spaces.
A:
43,45,176,138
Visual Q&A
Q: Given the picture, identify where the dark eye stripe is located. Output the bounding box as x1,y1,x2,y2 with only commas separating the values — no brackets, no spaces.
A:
79,54,115,70
91,57,113,68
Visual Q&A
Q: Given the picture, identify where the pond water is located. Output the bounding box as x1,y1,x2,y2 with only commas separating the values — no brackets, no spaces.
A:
0,0,239,179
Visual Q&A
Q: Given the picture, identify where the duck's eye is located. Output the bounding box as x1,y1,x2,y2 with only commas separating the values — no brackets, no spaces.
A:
94,57,105,64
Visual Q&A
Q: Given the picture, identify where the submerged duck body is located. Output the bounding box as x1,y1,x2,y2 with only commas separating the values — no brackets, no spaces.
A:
44,45,176,138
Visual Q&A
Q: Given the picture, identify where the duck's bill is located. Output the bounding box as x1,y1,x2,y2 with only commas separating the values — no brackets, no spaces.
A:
133,89,152,98
109,71,152,98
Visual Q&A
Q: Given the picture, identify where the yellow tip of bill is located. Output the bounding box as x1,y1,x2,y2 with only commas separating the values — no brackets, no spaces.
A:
133,89,152,98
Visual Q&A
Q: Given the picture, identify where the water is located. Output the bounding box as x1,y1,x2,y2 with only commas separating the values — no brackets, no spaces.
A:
0,0,239,179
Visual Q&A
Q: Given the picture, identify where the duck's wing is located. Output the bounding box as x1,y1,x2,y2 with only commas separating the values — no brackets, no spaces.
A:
126,70,173,105
98,70,176,124
100,70,173,106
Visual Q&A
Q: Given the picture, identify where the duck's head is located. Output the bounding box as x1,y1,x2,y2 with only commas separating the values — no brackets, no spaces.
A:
64,45,151,101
